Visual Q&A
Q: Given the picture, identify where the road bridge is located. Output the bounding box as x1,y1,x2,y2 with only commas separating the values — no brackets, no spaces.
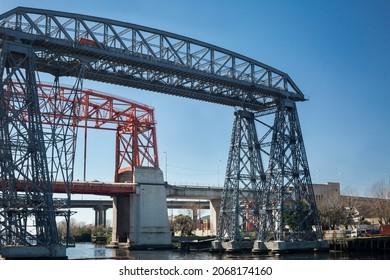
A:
0,7,324,257
70,197,212,210
69,183,336,237
71,199,210,227
13,181,136,195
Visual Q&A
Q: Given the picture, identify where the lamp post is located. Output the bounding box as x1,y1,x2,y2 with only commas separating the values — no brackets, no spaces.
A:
218,159,221,187
164,151,168,182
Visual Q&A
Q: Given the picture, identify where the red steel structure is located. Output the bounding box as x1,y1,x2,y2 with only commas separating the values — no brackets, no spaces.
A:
15,180,136,196
10,82,159,183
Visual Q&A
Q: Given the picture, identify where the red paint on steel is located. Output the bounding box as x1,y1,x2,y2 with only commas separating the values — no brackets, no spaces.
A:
7,82,159,182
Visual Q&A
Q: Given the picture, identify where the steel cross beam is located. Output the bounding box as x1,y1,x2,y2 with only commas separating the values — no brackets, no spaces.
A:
0,7,305,111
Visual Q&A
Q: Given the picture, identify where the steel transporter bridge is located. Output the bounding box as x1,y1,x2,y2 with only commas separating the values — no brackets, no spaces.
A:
0,6,326,258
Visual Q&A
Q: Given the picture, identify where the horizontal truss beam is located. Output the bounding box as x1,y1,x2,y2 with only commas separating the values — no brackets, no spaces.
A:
0,7,305,111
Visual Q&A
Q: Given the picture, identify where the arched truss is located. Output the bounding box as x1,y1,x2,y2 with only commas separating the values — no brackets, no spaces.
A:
0,6,304,111
9,82,158,182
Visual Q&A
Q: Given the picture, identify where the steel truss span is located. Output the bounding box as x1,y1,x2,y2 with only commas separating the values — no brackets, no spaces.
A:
0,6,322,252
0,6,304,111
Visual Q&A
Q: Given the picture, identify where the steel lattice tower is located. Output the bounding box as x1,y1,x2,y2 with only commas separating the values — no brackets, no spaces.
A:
0,42,60,247
258,100,322,242
217,110,266,241
218,101,322,245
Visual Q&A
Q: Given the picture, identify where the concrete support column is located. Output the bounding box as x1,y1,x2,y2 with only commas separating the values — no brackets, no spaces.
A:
128,167,171,249
94,206,108,227
210,198,221,236
110,196,130,244
192,209,198,230
109,167,171,249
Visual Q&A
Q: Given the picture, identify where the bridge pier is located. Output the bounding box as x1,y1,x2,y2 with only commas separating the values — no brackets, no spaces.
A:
94,206,108,227
111,197,130,244
109,167,171,249
209,198,221,236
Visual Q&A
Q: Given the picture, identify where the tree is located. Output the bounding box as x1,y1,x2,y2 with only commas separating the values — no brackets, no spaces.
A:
57,218,113,241
370,180,390,225
91,225,111,237
170,214,193,236
57,218,88,239
183,201,203,230
316,190,346,230
316,186,362,230
340,187,361,229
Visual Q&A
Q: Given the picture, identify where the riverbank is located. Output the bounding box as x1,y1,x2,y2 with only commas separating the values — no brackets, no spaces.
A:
328,236,390,252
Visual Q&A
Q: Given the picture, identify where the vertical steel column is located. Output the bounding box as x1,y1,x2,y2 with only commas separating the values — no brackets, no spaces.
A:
0,42,59,246
258,100,322,242
0,43,18,246
217,109,265,242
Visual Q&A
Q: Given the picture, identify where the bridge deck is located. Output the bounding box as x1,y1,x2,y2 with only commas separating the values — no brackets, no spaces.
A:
11,181,137,196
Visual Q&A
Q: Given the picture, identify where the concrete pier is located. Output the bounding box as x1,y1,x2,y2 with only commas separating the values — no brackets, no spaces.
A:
252,240,329,253
109,167,172,249
0,245,67,260
209,198,221,236
110,196,131,244
211,239,329,253
211,240,254,252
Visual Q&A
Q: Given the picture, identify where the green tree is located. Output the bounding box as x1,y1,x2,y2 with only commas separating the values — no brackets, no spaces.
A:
283,201,313,231
91,225,111,237
57,218,98,240
171,214,193,236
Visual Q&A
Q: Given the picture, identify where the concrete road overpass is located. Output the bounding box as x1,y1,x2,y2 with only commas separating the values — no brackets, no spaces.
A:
68,182,340,239
71,199,210,227
166,185,222,199
71,199,210,209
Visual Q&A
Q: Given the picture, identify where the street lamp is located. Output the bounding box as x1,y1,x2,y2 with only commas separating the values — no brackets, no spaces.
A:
218,159,221,186
164,151,168,182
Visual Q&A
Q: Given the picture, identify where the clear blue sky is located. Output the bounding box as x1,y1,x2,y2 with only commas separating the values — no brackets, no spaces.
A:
2,0,390,222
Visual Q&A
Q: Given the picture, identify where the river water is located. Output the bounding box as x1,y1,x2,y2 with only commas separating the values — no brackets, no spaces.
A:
66,243,390,260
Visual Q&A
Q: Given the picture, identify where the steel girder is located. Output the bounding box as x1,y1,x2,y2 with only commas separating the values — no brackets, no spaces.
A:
0,7,304,111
